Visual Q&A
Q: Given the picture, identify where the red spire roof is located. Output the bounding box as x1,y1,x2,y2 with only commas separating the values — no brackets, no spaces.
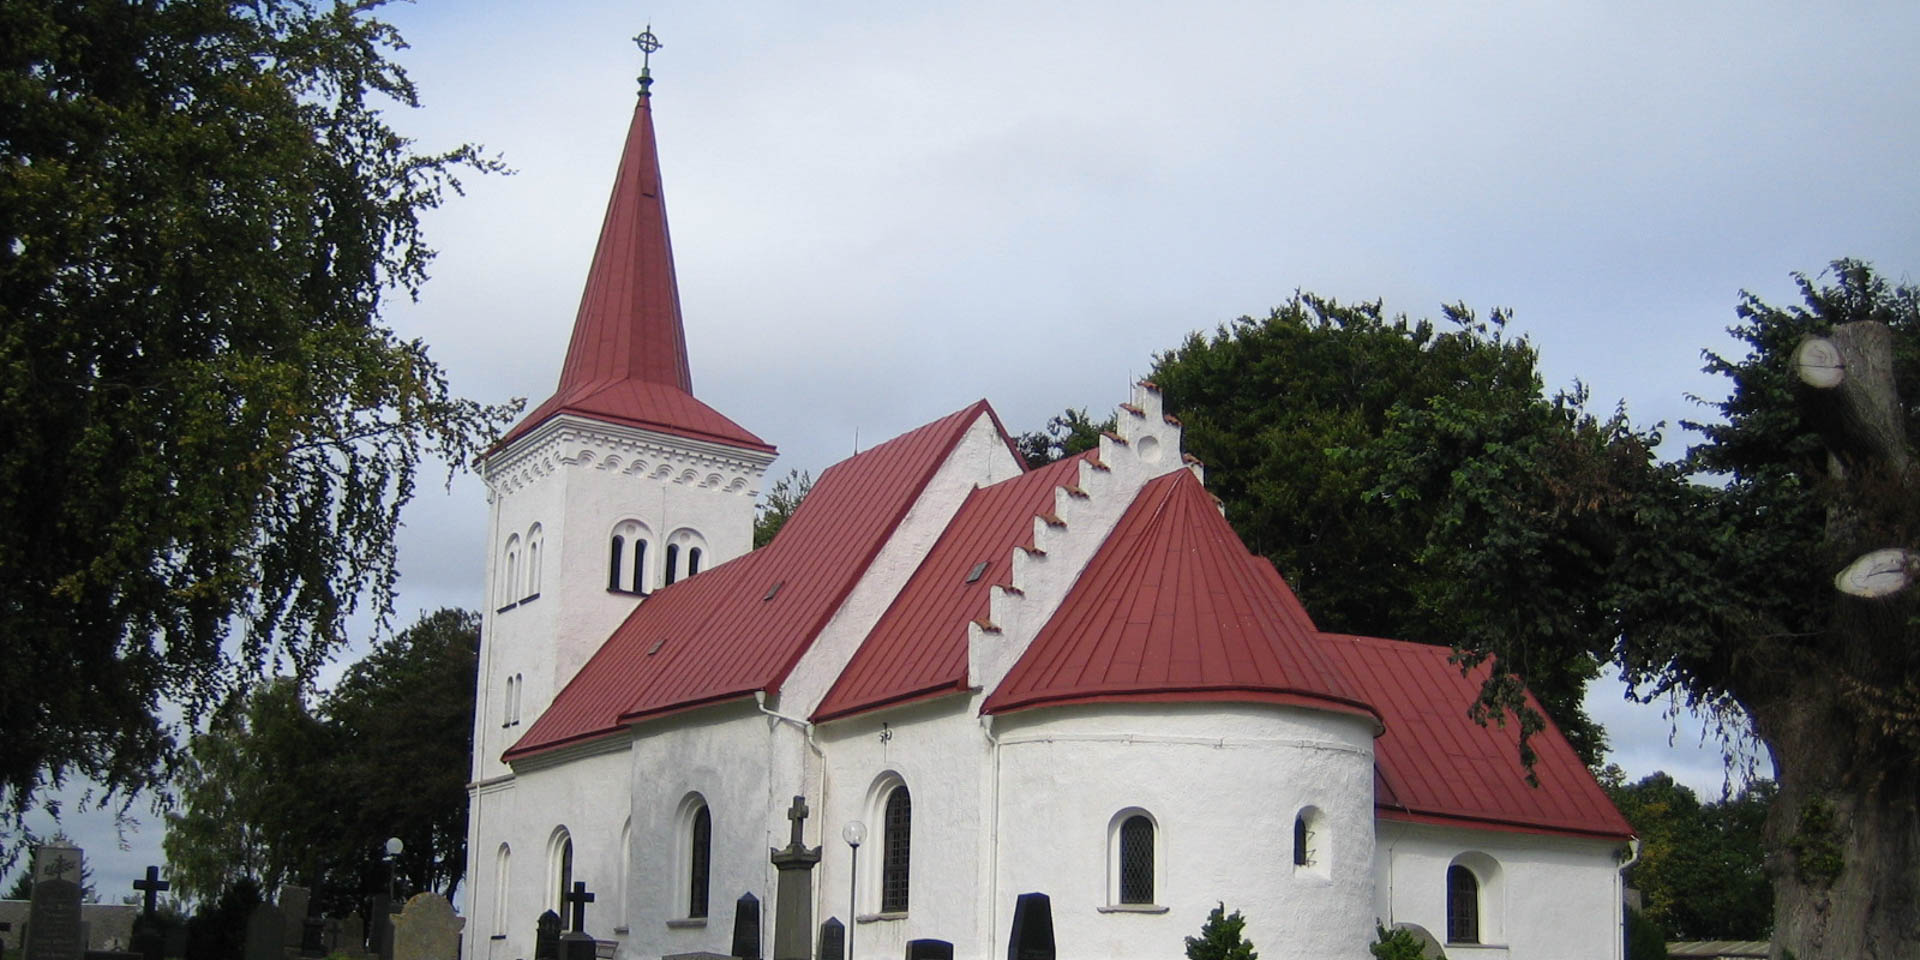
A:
983,469,1380,724
496,92,771,453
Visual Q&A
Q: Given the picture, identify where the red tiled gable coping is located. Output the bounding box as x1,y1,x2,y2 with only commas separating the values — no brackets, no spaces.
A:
1330,633,1634,840
982,469,1380,726
506,401,1004,760
813,452,1097,722
495,92,771,454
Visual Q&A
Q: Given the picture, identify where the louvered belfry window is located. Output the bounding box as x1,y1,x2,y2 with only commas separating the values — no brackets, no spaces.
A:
689,805,712,918
1118,815,1155,904
882,786,912,913
1447,865,1480,944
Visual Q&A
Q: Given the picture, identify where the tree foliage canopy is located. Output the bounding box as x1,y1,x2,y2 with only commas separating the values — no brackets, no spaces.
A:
163,608,478,909
0,0,513,820
1603,769,1773,939
1149,294,1633,762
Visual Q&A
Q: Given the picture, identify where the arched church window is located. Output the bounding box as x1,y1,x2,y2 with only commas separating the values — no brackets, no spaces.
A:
1118,814,1155,904
503,534,522,608
665,544,680,586
882,785,911,913
688,803,711,918
549,829,574,929
608,536,624,591
493,844,511,935
525,524,543,598
688,547,703,577
1294,813,1309,866
1447,864,1480,944
631,539,647,593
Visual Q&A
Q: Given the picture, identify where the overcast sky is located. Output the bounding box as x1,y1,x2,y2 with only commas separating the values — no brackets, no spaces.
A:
27,0,1918,903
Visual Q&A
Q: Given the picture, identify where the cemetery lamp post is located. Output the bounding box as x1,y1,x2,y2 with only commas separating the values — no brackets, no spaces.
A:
385,836,404,903
841,821,865,960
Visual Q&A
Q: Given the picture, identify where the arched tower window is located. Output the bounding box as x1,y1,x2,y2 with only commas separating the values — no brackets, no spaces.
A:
502,533,522,607
688,547,703,577
525,524,543,598
664,543,680,586
631,539,647,592
610,521,654,593
1447,864,1480,944
608,535,624,591
882,785,912,913
1294,813,1309,866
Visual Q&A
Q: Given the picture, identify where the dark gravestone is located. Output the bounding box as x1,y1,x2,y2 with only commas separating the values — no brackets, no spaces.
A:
768,796,820,960
369,895,393,960
533,911,561,960
728,894,760,960
1006,893,1054,960
341,914,366,958
25,845,86,960
558,884,596,960
903,940,952,960
244,903,287,960
816,919,844,960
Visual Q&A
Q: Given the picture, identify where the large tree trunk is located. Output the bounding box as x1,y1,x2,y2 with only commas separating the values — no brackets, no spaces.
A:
1766,319,1920,959
1753,686,1920,960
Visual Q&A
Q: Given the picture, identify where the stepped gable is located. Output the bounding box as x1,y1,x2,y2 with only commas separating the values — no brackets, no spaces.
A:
505,402,994,760
1330,633,1634,839
982,468,1379,724
813,451,1097,722
496,88,771,453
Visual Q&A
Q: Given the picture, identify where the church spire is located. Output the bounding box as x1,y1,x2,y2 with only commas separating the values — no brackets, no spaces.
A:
497,31,770,453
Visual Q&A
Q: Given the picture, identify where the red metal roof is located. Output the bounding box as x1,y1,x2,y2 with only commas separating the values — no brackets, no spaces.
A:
813,452,1095,722
496,93,771,454
1327,633,1634,840
982,469,1380,724
505,402,996,760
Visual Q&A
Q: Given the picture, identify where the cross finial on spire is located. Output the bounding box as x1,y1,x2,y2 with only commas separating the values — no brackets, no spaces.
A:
634,25,662,96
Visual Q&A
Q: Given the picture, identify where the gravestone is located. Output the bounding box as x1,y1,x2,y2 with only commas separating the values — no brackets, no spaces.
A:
244,902,287,960
25,844,85,960
276,886,322,959
816,919,844,960
558,883,595,960
533,911,561,960
369,895,392,960
341,913,366,958
1006,893,1054,960
391,893,462,960
728,893,760,960
129,868,168,960
903,940,952,960
768,796,820,960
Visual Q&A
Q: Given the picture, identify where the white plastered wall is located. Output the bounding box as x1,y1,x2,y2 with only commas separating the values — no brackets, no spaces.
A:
1372,820,1628,960
989,703,1378,960
464,742,633,960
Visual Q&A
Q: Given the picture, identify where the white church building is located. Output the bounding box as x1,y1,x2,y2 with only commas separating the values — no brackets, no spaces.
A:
464,61,1637,960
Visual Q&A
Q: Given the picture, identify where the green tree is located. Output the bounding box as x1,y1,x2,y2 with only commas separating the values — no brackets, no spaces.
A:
754,469,814,548
0,0,514,822
319,607,478,906
1184,903,1257,960
1368,260,1919,956
1150,294,1612,761
162,678,336,904
1605,770,1772,939
1014,407,1115,468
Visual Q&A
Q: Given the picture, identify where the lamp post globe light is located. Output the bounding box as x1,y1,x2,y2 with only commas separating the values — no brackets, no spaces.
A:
842,821,865,960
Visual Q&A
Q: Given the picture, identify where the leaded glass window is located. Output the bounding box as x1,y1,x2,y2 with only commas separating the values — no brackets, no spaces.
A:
1118,815,1154,904
689,805,711,918
882,786,911,913
1447,865,1479,944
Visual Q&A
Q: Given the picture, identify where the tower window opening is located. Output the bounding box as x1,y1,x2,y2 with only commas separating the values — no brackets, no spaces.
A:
665,543,680,585
609,536,625,591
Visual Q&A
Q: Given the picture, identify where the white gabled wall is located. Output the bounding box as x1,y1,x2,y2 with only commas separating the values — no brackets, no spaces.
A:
1372,821,1628,960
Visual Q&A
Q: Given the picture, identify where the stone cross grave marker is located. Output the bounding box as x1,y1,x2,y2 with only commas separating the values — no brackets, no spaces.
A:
728,893,760,960
769,795,820,960
244,901,287,960
129,867,169,960
391,893,463,960
816,918,844,960
24,844,85,960
1006,893,1054,960
559,884,596,960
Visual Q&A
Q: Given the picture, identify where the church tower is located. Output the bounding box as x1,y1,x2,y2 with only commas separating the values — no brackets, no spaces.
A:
472,51,776,783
